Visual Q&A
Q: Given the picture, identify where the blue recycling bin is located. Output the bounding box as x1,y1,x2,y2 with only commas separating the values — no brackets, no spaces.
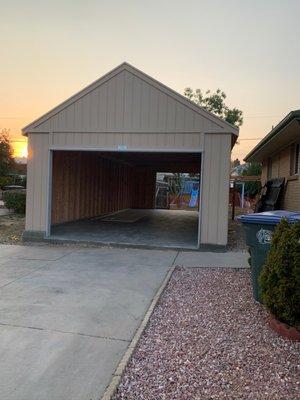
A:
237,211,300,302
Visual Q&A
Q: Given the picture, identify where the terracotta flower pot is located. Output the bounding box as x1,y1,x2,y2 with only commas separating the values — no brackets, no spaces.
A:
269,315,300,341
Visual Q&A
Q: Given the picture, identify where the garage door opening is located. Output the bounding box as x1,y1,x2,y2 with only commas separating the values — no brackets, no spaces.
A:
155,172,200,211
49,150,202,249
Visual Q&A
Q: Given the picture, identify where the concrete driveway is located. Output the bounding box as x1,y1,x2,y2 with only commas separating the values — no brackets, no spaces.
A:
0,244,177,400
0,245,248,400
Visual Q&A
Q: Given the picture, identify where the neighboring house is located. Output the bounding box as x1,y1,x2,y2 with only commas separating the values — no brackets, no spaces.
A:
230,163,249,177
245,110,300,211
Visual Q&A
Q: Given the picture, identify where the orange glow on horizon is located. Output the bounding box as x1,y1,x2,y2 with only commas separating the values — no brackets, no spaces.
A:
12,140,28,159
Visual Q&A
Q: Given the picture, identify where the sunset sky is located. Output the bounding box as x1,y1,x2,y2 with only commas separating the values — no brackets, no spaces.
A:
1,0,299,161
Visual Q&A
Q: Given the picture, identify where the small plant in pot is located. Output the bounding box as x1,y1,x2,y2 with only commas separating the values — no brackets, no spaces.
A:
259,219,300,340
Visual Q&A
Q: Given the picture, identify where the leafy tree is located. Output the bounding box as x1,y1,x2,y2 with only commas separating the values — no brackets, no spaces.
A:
168,173,182,196
184,88,243,126
0,129,15,177
231,158,241,168
242,162,262,196
243,162,261,176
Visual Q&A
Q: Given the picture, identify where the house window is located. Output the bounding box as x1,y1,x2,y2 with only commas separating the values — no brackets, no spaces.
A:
290,143,300,175
267,158,272,180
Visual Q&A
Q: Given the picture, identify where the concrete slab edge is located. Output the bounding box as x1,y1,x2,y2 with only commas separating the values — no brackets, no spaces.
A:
45,237,199,251
100,264,176,400
24,235,228,252
22,230,46,242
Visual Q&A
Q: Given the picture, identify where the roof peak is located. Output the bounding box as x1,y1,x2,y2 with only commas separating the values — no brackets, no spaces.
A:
23,62,239,136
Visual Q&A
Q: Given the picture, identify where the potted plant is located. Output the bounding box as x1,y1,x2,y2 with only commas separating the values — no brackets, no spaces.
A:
259,219,300,340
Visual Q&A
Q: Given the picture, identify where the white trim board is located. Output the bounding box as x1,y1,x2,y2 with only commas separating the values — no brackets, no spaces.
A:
49,146,204,153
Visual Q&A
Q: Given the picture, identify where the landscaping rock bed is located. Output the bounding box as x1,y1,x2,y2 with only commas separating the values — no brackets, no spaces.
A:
114,268,299,400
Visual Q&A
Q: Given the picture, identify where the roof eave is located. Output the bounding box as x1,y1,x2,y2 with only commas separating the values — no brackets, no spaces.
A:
244,110,300,162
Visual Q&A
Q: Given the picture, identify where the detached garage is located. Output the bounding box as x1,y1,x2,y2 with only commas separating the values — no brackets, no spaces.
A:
22,63,238,249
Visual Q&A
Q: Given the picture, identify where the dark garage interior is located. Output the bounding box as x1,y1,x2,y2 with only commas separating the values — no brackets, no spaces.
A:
50,150,201,248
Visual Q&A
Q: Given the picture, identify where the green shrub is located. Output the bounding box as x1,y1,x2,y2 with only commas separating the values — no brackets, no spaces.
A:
0,176,14,188
3,190,26,214
18,175,27,188
259,219,300,328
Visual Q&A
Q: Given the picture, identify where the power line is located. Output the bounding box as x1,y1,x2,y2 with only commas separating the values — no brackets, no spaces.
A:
244,115,282,118
239,137,263,141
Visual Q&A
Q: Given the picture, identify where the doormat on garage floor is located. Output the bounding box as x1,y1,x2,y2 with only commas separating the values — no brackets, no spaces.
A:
96,209,147,223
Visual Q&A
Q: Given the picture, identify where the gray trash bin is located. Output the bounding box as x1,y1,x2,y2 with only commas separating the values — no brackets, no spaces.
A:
237,211,300,302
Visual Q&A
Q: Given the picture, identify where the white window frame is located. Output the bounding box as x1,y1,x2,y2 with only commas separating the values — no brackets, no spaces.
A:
290,142,300,176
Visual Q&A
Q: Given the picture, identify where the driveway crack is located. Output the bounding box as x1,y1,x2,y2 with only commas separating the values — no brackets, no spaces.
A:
0,322,130,343
0,262,51,290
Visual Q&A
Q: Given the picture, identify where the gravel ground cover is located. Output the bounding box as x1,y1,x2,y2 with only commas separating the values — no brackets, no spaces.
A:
114,268,299,400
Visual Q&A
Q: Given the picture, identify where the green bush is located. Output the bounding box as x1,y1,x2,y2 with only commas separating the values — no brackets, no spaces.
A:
3,190,26,214
0,176,14,188
259,219,300,328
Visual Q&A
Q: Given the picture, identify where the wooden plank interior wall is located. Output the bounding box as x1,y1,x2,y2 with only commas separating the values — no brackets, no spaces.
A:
133,167,156,209
51,151,156,225
51,151,135,224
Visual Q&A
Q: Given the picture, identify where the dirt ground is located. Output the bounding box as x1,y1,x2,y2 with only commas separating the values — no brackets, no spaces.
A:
227,217,247,252
0,207,247,250
227,206,248,252
0,214,25,244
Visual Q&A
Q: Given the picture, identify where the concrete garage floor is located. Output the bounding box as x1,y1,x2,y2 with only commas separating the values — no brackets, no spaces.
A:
0,244,248,400
51,209,199,249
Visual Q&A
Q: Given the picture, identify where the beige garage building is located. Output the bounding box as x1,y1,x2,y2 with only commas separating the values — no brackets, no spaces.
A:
22,63,238,249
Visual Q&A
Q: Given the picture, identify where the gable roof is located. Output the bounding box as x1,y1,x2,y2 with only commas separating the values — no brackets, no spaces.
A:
244,110,300,162
22,62,239,137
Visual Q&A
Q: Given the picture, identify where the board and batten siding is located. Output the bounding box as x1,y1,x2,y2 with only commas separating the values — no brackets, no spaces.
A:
25,131,204,233
32,70,225,134
25,133,49,232
26,131,231,245
200,133,231,245
49,131,204,150
24,64,237,245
